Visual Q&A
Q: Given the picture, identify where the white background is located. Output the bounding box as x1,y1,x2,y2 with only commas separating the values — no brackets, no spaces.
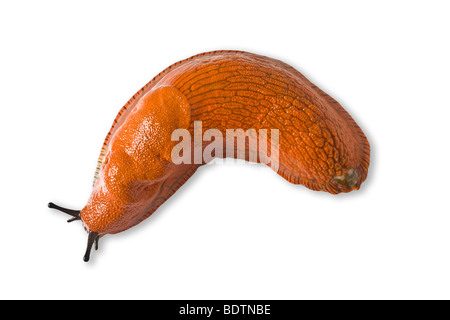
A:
1,1,449,300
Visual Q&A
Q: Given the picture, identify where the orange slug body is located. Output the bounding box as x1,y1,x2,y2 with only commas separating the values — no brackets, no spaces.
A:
78,50,370,240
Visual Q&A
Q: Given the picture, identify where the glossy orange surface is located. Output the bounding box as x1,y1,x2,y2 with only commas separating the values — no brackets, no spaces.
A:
81,51,370,235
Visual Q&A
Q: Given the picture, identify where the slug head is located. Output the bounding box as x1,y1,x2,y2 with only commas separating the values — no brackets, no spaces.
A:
48,86,191,262
47,202,99,262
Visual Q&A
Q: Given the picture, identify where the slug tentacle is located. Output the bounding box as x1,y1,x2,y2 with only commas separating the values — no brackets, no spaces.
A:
48,202,81,223
83,231,100,262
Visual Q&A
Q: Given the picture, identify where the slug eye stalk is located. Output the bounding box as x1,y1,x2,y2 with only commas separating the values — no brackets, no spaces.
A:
48,202,99,262
47,202,81,222
83,230,100,262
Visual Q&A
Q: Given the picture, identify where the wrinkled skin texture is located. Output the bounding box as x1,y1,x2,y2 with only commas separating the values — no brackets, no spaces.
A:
81,51,370,235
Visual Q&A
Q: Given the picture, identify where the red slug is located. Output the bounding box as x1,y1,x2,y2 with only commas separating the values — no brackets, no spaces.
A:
49,50,370,261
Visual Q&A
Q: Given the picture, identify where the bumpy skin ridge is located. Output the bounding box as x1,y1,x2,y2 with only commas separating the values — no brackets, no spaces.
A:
83,51,370,235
